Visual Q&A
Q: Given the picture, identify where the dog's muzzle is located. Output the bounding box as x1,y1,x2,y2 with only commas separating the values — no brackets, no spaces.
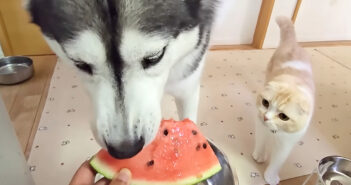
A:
105,137,145,159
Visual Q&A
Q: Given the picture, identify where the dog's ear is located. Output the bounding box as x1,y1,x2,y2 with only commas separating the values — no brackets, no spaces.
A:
22,0,31,10
185,0,201,19
24,0,36,22
26,0,44,25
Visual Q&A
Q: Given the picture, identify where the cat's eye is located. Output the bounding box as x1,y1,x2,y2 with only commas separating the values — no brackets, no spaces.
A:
73,60,93,75
262,99,269,108
278,113,289,121
142,47,166,69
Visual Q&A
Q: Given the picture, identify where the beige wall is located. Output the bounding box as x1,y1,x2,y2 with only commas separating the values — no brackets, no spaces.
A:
262,0,351,48
0,44,3,57
211,0,262,45
295,0,351,42
263,0,297,48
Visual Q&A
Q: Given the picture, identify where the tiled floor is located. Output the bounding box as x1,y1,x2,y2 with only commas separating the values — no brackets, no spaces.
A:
3,46,351,185
0,55,57,158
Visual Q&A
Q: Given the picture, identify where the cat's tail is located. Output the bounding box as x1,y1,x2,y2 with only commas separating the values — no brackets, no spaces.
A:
276,16,297,46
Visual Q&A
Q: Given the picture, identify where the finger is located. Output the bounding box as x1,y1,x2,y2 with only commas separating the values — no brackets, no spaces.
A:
95,178,110,185
69,161,97,185
110,169,132,185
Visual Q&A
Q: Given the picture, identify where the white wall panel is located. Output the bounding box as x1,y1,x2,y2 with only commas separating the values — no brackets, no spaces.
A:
295,0,351,42
211,0,262,45
262,0,297,48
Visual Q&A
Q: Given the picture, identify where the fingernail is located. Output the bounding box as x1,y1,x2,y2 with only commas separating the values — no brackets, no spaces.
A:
116,168,131,182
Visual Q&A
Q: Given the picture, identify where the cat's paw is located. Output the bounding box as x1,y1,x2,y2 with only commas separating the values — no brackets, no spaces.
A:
252,151,267,163
264,171,280,185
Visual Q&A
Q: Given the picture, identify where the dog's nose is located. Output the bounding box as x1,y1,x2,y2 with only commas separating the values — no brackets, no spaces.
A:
106,137,145,159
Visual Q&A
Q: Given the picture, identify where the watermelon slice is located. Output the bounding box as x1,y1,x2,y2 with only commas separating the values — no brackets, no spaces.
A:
90,119,222,185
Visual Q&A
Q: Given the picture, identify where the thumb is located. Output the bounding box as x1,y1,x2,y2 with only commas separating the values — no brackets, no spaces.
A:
110,169,132,185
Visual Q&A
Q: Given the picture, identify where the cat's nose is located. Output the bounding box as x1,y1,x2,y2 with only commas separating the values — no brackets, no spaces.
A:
264,116,268,121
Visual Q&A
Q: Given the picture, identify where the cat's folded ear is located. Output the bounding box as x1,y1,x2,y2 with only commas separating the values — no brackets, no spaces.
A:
266,81,278,90
266,81,288,90
297,99,310,115
296,86,313,115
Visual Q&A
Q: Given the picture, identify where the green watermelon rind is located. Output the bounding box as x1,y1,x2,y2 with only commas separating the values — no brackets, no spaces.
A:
90,157,222,185
90,157,115,180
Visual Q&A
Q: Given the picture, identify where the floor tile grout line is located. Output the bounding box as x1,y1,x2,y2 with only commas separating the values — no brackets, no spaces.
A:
24,71,51,159
24,58,57,159
314,49,351,71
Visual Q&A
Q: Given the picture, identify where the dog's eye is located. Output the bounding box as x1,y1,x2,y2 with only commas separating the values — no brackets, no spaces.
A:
278,113,289,121
142,47,166,69
262,99,269,108
73,60,93,75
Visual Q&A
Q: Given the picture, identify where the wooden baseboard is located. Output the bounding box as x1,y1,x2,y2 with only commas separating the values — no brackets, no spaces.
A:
24,56,57,159
25,54,56,57
210,44,256,51
210,41,351,51
299,41,351,47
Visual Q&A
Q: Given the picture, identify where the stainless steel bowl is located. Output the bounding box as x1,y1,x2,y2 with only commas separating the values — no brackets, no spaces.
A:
197,141,236,185
318,156,351,185
0,56,34,85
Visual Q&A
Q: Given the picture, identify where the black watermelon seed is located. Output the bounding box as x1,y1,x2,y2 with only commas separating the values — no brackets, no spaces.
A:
147,160,154,166
203,143,207,149
196,144,201,151
192,130,197,135
163,129,168,136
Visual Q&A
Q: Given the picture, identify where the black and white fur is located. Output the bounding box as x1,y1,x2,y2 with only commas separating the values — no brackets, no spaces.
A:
27,0,218,159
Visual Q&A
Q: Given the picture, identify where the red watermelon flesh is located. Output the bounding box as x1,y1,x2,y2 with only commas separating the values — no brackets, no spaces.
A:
90,119,222,185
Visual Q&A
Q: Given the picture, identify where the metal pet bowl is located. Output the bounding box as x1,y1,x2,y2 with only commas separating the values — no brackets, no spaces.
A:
0,56,33,85
196,141,236,185
318,156,351,185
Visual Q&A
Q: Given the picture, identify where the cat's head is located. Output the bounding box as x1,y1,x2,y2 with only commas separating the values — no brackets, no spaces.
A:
257,81,313,133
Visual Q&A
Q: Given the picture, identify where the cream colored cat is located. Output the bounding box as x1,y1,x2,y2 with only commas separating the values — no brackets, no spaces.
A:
252,17,315,185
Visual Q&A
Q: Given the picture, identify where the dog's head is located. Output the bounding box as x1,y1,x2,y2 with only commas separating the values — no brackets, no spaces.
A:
28,0,217,158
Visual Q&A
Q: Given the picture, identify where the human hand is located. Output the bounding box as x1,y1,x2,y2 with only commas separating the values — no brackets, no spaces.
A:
70,161,132,185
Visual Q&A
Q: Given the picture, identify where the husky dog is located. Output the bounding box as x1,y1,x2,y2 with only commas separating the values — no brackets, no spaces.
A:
27,0,218,159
